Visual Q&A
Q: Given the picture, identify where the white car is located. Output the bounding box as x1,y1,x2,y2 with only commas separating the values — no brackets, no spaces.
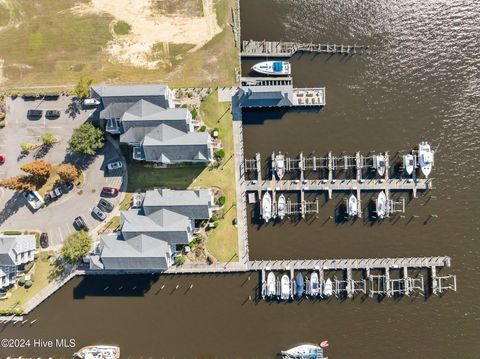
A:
107,161,123,172
92,206,106,221
83,98,100,106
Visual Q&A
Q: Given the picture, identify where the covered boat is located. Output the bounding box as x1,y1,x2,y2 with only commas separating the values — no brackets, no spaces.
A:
347,194,358,217
252,61,291,75
376,191,387,219
277,194,286,220
323,278,333,297
74,345,120,359
266,272,276,297
309,272,319,296
403,154,415,175
281,344,325,359
280,274,290,300
374,154,386,177
418,141,434,177
262,191,272,222
295,273,305,299
274,152,286,180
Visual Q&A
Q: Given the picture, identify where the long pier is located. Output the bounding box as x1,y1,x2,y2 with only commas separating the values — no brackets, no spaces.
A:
241,40,368,57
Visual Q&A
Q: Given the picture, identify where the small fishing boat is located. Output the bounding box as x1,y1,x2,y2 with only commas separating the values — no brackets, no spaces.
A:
374,154,386,177
74,345,120,359
347,194,358,217
323,278,333,297
252,61,291,76
376,191,387,219
266,272,276,297
403,154,415,175
295,273,305,299
277,194,286,220
262,191,272,222
309,272,319,296
281,344,326,359
418,141,434,177
280,274,290,300
274,152,286,180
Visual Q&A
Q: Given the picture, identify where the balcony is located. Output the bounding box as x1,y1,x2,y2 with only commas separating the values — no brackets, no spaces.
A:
105,119,122,134
132,146,146,161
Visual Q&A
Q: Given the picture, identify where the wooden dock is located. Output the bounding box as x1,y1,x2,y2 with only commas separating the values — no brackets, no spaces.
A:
241,40,368,57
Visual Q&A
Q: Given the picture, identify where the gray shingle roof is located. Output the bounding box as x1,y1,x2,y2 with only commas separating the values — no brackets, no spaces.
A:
0,235,36,266
143,124,208,146
143,189,212,219
120,126,155,144
236,86,293,108
100,102,135,120
122,100,189,123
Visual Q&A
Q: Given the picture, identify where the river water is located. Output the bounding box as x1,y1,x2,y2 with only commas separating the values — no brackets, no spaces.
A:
2,0,480,358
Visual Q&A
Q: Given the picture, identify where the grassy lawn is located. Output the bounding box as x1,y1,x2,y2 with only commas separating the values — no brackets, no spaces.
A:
0,0,238,88
99,215,121,234
0,252,54,311
119,192,134,211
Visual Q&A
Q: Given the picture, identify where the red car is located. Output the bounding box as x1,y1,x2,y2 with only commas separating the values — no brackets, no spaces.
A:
0,155,5,164
101,187,119,197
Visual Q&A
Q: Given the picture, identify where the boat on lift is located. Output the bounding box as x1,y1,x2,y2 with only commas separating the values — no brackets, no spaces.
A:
309,272,319,296
403,154,415,175
252,61,291,75
277,194,286,220
347,194,358,217
266,272,276,297
280,274,290,300
376,191,387,219
262,191,272,222
281,344,326,359
323,278,333,297
274,152,286,180
418,141,434,178
74,345,120,359
295,273,305,299
373,154,386,177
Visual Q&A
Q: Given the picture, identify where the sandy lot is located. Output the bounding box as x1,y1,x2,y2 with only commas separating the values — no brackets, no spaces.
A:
72,0,222,69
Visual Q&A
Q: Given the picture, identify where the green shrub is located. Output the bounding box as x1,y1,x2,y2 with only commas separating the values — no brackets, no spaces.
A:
3,230,22,235
174,255,185,266
24,261,34,272
214,149,225,159
212,222,219,229
181,104,188,108
199,125,206,132
25,280,33,288
210,215,218,222
190,108,198,119
18,276,26,286
218,196,226,205
114,21,132,35
0,309,24,315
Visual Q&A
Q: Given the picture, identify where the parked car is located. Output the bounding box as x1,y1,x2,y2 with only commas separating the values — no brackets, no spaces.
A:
74,216,89,231
98,198,114,212
40,232,49,248
101,187,119,197
27,109,42,119
83,98,100,106
45,110,60,119
106,160,123,172
0,154,5,164
62,181,74,193
92,206,106,221
48,186,63,200
24,191,44,210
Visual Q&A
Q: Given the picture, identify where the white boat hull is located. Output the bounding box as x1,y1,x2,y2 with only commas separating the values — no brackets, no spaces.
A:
347,194,358,217
374,155,386,177
310,272,319,296
266,272,276,297
74,345,120,359
280,275,290,300
252,61,291,75
275,154,286,180
262,191,272,222
281,344,325,359
277,194,286,219
403,154,415,175
418,141,434,178
323,279,333,297
376,191,387,219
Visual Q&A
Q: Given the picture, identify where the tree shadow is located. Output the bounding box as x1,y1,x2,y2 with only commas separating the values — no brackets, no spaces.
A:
65,98,82,120
33,144,52,159
0,192,25,225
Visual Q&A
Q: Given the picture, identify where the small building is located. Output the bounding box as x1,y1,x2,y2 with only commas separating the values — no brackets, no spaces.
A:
0,235,36,289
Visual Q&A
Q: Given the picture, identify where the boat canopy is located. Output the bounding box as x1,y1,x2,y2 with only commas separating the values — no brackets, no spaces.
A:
273,62,283,72
423,152,433,163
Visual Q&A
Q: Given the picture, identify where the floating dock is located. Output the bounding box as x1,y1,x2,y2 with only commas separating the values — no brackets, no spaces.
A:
241,40,368,57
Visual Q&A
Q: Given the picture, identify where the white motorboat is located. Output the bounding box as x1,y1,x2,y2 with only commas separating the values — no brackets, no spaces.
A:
309,272,319,296
262,191,272,222
376,191,387,219
280,274,290,300
274,152,286,180
281,344,326,359
347,194,358,217
374,154,386,177
74,345,120,359
266,272,276,297
252,61,291,75
403,154,415,175
323,278,333,297
418,141,434,177
277,194,286,220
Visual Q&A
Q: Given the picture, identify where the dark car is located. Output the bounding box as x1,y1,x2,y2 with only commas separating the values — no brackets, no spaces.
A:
101,187,119,197
74,216,89,231
62,181,74,193
27,109,42,119
40,232,49,248
45,110,60,119
98,198,114,212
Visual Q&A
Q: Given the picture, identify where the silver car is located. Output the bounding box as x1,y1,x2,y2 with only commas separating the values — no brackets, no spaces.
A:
92,206,106,221
107,161,123,172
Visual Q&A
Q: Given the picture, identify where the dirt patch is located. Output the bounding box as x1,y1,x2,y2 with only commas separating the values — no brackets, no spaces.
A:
72,0,222,69
0,58,4,85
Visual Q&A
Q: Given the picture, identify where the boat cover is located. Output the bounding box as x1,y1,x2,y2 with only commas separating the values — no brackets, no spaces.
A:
273,62,283,72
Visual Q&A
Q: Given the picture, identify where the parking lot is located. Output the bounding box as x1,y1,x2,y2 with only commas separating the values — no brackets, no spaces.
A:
0,96,126,247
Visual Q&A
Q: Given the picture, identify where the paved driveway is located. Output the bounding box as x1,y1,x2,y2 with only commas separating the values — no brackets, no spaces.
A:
0,97,126,246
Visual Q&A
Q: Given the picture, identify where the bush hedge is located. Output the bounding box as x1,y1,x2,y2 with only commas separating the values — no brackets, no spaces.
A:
24,280,33,288
3,231,22,235
218,196,226,205
214,149,225,159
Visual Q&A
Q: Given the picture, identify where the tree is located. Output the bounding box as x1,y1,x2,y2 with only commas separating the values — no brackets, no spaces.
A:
61,231,92,264
69,123,104,155
74,77,93,99
20,160,52,180
214,149,225,159
57,163,79,182
20,143,35,152
41,132,56,146
0,175,35,191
